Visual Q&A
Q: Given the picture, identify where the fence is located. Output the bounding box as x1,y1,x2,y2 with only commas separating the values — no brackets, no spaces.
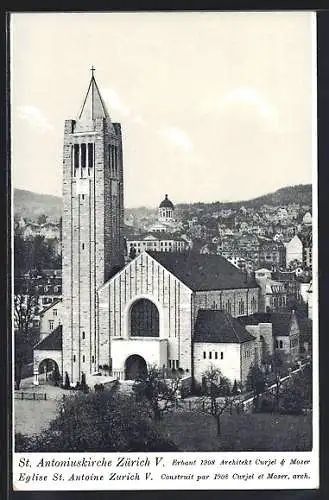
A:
14,392,47,401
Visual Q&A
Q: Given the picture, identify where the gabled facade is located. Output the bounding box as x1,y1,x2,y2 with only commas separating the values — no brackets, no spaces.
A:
97,251,260,383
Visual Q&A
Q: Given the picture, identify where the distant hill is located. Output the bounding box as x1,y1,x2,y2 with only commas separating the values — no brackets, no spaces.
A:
14,189,62,222
14,184,312,222
176,184,312,211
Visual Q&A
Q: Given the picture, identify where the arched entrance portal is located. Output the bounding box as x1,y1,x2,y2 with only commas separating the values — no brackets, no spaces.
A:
38,358,60,385
125,355,147,380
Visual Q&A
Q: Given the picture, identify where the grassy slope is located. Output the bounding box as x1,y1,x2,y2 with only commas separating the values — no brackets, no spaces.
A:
159,410,312,452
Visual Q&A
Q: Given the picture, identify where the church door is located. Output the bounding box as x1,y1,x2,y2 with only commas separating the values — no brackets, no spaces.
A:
125,355,147,380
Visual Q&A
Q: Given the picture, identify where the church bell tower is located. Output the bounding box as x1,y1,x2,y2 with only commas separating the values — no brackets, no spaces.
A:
62,69,124,384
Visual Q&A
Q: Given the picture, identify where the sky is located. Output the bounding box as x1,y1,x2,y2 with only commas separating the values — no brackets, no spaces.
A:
11,12,315,208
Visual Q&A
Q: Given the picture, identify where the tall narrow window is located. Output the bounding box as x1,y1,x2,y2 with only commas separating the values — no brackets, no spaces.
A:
74,144,79,176
225,299,232,315
203,352,206,359
82,331,85,340
82,355,85,363
81,143,86,171
220,352,224,360
111,146,115,175
209,352,212,359
215,352,218,360
88,143,93,173
108,145,112,174
115,146,119,177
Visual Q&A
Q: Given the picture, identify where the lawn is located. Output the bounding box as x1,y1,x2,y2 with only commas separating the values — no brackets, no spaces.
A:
159,410,312,451
15,399,59,436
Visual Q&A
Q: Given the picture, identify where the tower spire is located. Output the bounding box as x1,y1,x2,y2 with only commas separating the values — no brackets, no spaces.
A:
78,69,110,121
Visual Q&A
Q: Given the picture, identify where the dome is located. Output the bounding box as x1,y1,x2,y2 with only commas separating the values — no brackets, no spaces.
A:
159,194,174,209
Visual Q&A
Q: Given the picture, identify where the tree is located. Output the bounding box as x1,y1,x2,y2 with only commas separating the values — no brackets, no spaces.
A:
279,363,312,415
266,351,289,412
15,390,178,452
129,246,137,259
14,283,40,390
14,289,39,337
246,364,266,411
133,365,182,422
14,331,30,390
37,214,48,225
201,366,238,436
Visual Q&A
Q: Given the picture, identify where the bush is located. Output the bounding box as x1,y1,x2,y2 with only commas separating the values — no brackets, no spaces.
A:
15,391,179,452
94,383,105,392
63,372,70,389
258,393,276,413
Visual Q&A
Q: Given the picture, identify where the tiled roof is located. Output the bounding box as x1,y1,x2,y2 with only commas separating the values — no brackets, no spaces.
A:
194,310,255,344
238,312,295,336
40,298,62,316
147,251,257,291
34,325,62,351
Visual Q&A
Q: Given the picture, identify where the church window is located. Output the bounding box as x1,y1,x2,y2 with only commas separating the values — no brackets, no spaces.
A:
88,143,93,171
130,299,159,337
203,352,206,359
73,144,79,174
82,355,85,363
82,331,85,340
220,352,224,360
238,299,245,315
225,300,232,314
250,297,257,313
209,352,212,359
81,143,86,171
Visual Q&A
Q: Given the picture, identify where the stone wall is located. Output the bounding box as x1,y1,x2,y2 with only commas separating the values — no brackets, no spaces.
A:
193,342,241,385
62,116,123,384
194,287,259,319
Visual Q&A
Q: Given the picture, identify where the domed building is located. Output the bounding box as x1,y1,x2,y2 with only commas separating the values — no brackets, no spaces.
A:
148,194,177,233
159,194,174,223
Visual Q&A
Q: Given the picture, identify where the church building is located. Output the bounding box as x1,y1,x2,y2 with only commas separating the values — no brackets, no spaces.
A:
33,71,284,389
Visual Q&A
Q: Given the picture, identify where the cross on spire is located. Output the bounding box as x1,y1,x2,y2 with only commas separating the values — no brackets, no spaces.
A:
90,65,95,77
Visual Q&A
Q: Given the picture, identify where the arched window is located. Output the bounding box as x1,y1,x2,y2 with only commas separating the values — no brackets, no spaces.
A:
238,299,245,315
250,296,257,313
225,299,232,315
130,299,159,337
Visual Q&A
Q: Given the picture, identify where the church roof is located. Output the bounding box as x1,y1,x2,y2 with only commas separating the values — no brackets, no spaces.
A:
34,325,62,351
78,74,110,121
194,310,255,344
147,251,257,291
159,194,174,209
238,312,296,336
